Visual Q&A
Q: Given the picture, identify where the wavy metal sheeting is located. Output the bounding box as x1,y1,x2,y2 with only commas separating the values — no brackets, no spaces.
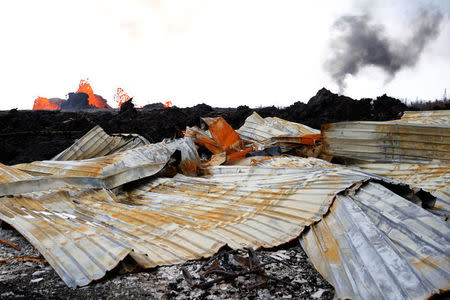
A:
0,138,199,196
354,162,450,219
393,110,450,126
321,121,450,163
0,160,374,288
0,163,34,184
236,112,319,146
301,182,450,300
52,125,150,161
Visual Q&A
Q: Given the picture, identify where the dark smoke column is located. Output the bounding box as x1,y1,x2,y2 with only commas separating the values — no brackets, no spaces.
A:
324,8,443,92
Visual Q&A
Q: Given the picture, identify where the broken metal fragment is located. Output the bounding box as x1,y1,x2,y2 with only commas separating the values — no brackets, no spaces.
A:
0,138,199,196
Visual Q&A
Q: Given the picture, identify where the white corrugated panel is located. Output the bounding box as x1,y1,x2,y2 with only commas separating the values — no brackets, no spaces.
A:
393,110,450,126
237,112,319,145
0,163,34,184
301,182,450,300
0,158,374,288
1,138,199,196
322,121,450,163
52,125,150,161
353,162,450,219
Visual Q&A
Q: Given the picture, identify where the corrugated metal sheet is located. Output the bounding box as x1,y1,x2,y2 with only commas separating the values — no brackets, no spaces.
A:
0,158,377,288
52,125,150,161
0,138,199,196
237,112,319,147
353,162,450,219
0,163,34,184
322,121,450,163
301,182,450,300
393,110,450,126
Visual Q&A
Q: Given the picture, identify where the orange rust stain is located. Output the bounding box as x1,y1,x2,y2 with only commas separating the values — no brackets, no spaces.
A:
0,256,46,263
179,159,200,176
203,117,244,154
312,200,342,263
194,135,222,154
0,239,20,251
410,256,441,273
14,196,45,211
226,148,254,163
300,133,322,146
202,152,227,167
143,182,289,229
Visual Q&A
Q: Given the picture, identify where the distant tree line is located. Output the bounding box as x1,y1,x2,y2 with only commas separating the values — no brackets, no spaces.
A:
402,88,449,110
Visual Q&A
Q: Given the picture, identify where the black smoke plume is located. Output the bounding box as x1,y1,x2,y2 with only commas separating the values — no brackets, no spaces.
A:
325,8,443,92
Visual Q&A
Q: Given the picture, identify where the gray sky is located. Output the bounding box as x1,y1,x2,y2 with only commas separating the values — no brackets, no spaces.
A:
0,0,449,109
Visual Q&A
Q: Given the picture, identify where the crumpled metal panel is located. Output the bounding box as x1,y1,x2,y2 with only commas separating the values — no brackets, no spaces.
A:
0,163,34,184
52,125,150,161
322,121,450,163
236,112,319,146
0,189,131,288
0,138,199,196
353,162,450,219
394,110,450,126
301,182,450,300
0,158,375,287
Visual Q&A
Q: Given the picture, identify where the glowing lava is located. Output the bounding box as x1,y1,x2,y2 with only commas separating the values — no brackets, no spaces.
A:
114,88,131,108
76,79,108,109
33,97,61,110
164,101,173,108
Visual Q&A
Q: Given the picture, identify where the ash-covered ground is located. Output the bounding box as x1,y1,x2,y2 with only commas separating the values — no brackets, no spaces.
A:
0,223,333,299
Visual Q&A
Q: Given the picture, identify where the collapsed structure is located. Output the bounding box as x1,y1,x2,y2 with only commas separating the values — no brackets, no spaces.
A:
0,110,448,299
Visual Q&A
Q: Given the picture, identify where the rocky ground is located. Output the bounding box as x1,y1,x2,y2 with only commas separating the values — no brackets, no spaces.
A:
0,223,334,299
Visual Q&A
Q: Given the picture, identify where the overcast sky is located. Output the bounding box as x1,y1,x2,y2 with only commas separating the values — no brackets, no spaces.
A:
0,0,449,110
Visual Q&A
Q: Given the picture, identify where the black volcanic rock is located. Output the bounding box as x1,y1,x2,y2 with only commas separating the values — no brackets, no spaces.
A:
0,87,437,165
143,103,164,110
307,88,350,106
282,88,373,128
118,98,138,119
373,94,407,120
61,93,91,110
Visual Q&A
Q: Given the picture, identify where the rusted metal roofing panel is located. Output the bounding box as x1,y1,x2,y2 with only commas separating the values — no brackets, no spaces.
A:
0,163,34,184
301,182,450,300
52,125,150,161
0,138,199,196
0,159,376,288
0,189,132,287
322,121,450,163
353,162,450,219
236,112,319,145
394,110,450,126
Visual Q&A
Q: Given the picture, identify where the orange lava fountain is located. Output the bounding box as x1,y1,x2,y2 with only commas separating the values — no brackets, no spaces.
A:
33,97,61,110
76,79,107,109
114,88,131,108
